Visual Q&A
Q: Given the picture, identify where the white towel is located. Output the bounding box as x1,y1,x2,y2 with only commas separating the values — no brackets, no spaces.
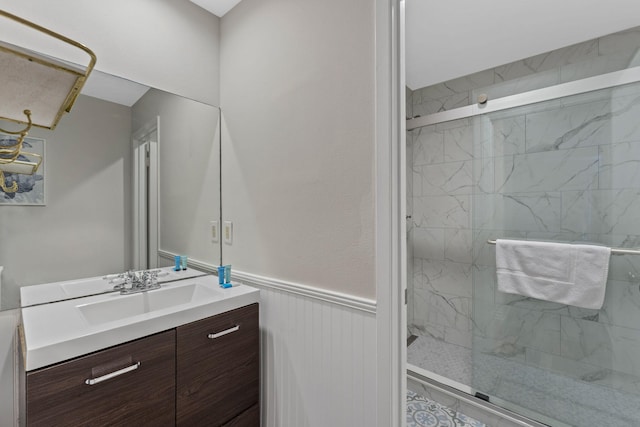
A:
495,239,611,309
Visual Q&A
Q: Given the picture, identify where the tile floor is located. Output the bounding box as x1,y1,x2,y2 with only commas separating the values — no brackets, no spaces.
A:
407,390,486,427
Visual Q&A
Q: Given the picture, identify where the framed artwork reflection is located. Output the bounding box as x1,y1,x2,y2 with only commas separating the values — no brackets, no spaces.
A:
0,133,46,206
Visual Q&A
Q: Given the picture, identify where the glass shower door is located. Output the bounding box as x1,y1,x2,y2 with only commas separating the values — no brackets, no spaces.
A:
470,81,640,426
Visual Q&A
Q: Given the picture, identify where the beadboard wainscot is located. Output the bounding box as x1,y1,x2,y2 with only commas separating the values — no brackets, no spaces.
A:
158,252,379,427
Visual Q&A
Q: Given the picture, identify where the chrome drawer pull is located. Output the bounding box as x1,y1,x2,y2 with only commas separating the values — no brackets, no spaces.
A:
85,361,141,385
208,325,240,339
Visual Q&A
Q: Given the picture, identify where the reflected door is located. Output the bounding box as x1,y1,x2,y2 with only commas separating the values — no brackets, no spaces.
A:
133,120,159,270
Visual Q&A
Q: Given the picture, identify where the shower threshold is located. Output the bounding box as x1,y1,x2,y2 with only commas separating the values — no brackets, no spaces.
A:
408,367,551,427
408,335,640,427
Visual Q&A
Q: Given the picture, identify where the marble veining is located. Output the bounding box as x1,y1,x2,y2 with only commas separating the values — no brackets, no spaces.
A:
415,258,472,298
444,228,472,264
479,69,561,104
598,27,640,56
561,189,640,235
474,192,562,232
413,288,472,333
412,195,470,229
412,126,445,165
496,146,599,193
477,115,526,158
494,40,598,83
408,24,640,424
414,92,470,116
443,126,473,162
560,317,640,376
525,100,612,153
599,142,640,189
560,50,638,85
418,161,474,196
412,228,445,261
474,303,562,355
525,92,640,153
472,156,494,195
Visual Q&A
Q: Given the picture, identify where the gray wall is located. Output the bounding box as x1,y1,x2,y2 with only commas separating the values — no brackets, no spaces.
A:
220,0,376,299
0,95,132,309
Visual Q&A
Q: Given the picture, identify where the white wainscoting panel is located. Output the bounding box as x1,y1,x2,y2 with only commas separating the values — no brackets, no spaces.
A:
153,255,379,426
257,285,377,427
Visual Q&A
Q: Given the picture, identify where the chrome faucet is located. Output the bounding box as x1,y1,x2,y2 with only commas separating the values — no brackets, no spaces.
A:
104,272,127,291
104,269,165,294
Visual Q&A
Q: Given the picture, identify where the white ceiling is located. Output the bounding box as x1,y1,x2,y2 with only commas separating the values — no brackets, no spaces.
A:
406,0,640,90
81,70,150,107
11,0,640,103
189,0,242,17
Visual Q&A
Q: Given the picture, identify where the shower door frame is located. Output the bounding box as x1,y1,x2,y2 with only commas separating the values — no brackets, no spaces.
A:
403,63,640,425
407,65,640,132
374,0,407,427
376,0,408,426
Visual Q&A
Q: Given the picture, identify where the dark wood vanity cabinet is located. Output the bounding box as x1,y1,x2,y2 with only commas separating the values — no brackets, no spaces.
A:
26,330,176,427
25,303,259,427
177,303,260,427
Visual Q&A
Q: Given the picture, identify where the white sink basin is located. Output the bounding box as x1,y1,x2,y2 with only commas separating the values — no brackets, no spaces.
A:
77,283,222,325
20,266,209,307
21,276,259,371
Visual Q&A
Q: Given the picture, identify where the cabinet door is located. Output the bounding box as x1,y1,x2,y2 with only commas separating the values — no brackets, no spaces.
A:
222,403,260,427
177,303,259,427
26,330,176,427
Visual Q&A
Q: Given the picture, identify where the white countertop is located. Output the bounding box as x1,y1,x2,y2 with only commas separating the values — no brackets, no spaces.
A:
20,266,208,307
22,276,259,371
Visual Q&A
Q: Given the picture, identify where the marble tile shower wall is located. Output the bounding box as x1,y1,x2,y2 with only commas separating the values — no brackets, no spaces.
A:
470,82,640,396
409,116,477,349
408,27,640,395
410,27,640,118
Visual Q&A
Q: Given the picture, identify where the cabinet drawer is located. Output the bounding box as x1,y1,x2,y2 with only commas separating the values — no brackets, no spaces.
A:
26,330,176,427
177,303,259,426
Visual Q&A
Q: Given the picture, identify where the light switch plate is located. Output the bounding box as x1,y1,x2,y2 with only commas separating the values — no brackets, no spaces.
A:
210,221,219,242
223,221,233,244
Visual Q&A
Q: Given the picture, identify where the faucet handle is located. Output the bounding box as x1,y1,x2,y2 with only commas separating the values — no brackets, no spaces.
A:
146,269,168,278
146,270,159,286
111,269,163,294
103,272,128,287
109,277,125,286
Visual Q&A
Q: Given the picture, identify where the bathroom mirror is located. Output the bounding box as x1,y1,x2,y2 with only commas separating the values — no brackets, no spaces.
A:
0,69,222,310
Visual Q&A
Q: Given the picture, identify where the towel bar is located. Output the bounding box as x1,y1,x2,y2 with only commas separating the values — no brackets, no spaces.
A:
487,239,640,256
